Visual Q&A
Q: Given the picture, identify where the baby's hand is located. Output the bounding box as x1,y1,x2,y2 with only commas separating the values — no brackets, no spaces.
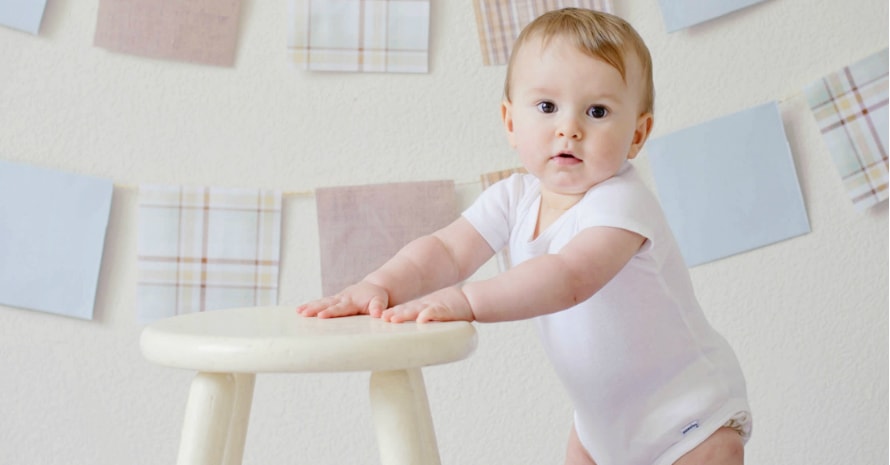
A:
381,287,474,324
297,281,389,319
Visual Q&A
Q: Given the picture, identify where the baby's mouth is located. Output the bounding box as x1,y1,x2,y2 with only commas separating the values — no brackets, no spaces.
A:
552,153,580,161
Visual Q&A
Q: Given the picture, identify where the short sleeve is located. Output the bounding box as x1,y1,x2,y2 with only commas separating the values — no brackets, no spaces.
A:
575,165,669,261
461,174,528,253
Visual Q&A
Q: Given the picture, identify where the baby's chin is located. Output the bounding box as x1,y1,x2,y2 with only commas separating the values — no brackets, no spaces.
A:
539,182,595,199
544,174,613,193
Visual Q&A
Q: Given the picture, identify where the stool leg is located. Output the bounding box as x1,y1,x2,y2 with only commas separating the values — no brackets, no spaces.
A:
177,372,236,465
222,374,255,465
369,368,441,465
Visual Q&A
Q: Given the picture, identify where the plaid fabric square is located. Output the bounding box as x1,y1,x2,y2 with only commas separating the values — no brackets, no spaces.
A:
315,181,456,296
138,185,282,322
481,167,526,271
804,48,889,211
473,0,613,66
288,0,430,73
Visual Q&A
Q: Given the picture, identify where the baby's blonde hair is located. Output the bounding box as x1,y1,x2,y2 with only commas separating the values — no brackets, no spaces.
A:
504,8,654,114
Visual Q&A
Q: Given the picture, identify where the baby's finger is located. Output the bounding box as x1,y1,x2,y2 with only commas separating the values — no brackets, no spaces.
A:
317,300,362,319
417,307,439,324
383,304,421,323
300,295,352,317
417,306,454,324
296,298,334,317
368,296,387,318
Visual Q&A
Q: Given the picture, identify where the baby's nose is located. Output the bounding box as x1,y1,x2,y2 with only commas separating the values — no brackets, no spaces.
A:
556,118,582,139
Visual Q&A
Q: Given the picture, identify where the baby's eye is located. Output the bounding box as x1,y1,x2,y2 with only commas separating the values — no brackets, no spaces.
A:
587,105,608,119
536,101,556,113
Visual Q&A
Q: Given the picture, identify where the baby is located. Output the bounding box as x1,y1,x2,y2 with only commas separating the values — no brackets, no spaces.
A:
298,8,751,465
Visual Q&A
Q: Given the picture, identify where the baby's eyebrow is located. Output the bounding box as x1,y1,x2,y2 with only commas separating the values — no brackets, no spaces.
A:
524,86,555,96
522,86,622,101
586,92,622,103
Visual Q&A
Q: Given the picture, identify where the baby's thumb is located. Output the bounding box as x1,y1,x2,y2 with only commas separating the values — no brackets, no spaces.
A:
417,307,442,324
368,296,387,317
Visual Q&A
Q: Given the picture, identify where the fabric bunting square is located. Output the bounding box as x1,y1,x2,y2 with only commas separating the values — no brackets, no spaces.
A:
472,0,613,66
0,0,48,34
656,0,770,32
288,0,430,73
804,48,888,211
315,181,456,296
0,160,113,320
647,102,811,267
137,185,282,323
94,0,243,67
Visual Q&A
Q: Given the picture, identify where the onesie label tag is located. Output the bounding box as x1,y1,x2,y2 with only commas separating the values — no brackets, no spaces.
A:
681,421,700,435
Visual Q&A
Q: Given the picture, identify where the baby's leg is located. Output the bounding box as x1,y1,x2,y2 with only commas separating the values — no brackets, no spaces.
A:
673,427,744,465
565,424,597,465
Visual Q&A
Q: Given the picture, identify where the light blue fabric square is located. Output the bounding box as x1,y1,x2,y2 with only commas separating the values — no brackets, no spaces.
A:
0,0,47,34
657,0,769,32
647,102,810,266
0,160,113,319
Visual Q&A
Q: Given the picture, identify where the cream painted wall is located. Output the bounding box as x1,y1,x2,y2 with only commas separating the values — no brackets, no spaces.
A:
0,1,887,464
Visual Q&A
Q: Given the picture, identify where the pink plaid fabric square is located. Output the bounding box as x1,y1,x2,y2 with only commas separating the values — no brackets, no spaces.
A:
315,181,456,296
138,185,282,322
473,0,614,66
288,0,430,73
805,49,889,210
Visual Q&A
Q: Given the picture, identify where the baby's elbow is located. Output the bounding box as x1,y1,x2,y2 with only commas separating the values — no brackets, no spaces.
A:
568,284,598,307
561,264,603,306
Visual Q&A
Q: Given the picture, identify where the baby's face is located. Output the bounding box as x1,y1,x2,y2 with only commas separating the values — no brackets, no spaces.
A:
502,35,651,198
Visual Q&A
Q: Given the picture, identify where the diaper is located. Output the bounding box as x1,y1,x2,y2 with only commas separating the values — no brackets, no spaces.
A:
651,403,753,465
723,410,752,443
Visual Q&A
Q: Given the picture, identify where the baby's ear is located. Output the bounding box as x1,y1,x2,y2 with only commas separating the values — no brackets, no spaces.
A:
501,101,517,148
627,112,653,160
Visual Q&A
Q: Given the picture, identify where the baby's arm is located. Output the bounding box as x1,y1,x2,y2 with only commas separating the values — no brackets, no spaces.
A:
382,226,644,323
467,226,644,321
297,217,494,319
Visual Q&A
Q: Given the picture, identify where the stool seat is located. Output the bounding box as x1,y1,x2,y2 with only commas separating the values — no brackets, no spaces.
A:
141,306,476,373
140,306,478,465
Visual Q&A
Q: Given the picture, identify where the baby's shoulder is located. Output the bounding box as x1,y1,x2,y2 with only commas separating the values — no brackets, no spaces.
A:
583,165,653,206
481,172,539,205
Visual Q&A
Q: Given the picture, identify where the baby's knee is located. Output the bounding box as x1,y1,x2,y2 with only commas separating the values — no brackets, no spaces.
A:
565,426,598,465
714,427,745,460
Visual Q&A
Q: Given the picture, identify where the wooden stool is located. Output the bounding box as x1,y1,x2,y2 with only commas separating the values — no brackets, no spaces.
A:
140,306,477,465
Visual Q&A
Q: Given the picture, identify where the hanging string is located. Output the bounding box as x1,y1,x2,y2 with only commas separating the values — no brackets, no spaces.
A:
280,178,484,198
105,94,830,199
115,177,486,198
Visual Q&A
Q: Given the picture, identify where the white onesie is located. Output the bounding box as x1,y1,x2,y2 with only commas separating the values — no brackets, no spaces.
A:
462,163,751,465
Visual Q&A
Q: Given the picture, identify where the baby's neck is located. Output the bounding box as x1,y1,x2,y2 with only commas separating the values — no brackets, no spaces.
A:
534,191,584,238
541,193,582,211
